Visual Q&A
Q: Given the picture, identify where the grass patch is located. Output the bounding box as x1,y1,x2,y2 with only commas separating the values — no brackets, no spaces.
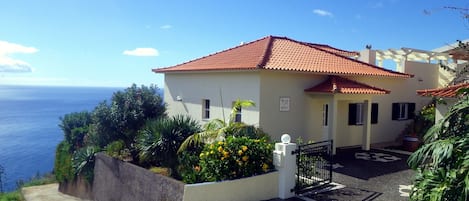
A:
0,173,56,201
0,190,24,201
18,173,57,188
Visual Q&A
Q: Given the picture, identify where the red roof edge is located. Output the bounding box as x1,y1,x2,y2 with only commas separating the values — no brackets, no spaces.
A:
257,35,275,68
275,37,412,78
303,42,360,57
417,82,469,98
305,75,391,94
153,35,274,73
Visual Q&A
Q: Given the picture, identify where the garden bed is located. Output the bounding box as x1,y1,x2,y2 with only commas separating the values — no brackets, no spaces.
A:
60,153,279,201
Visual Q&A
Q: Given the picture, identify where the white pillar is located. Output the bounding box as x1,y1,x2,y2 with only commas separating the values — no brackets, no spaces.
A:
274,134,297,199
362,100,371,150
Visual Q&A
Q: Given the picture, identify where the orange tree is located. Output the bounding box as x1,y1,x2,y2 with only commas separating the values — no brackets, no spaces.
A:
198,136,274,181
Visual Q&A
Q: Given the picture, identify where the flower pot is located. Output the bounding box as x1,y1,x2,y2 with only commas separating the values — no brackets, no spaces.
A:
403,136,419,152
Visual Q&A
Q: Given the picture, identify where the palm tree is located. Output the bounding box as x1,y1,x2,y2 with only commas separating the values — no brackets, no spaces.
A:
407,89,469,201
177,99,256,153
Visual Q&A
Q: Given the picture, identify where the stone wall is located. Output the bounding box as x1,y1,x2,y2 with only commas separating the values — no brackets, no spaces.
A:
58,175,93,200
92,153,185,201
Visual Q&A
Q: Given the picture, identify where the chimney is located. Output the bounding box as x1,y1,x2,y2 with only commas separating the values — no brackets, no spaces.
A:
359,48,376,65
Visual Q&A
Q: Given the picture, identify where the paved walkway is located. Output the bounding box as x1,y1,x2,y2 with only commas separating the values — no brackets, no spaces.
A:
303,148,413,201
22,183,88,201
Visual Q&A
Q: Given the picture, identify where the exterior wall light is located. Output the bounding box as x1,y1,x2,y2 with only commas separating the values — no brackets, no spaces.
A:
281,134,291,144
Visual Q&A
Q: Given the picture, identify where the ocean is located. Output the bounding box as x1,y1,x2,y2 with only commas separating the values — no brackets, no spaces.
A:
0,85,122,192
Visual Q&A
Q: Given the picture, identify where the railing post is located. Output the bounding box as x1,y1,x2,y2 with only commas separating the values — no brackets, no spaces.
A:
273,134,297,199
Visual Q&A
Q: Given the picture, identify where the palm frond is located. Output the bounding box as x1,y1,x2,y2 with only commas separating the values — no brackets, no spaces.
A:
178,130,218,153
229,99,255,124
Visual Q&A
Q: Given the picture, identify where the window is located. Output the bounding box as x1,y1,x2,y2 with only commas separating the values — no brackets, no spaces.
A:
322,104,328,126
348,103,379,125
232,102,242,123
392,102,415,120
202,99,210,119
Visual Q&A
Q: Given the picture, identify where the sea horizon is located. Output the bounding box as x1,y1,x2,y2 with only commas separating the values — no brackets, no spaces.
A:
0,85,127,192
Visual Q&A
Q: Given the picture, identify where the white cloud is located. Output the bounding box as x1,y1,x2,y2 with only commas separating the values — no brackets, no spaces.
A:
0,41,38,55
0,57,33,72
160,25,172,29
313,9,333,17
0,41,38,73
123,48,159,57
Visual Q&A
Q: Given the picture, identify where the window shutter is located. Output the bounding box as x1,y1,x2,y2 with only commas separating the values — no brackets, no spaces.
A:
371,103,378,124
348,104,357,125
392,103,399,120
408,103,416,119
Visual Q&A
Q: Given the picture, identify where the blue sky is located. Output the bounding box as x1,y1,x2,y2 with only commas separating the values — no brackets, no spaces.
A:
0,0,467,87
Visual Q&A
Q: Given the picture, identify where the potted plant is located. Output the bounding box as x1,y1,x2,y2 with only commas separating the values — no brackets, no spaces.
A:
402,115,423,152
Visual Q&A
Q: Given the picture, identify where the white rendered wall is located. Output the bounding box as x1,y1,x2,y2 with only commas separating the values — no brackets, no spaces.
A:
258,71,325,142
436,99,457,123
183,171,278,201
163,71,261,126
350,60,438,144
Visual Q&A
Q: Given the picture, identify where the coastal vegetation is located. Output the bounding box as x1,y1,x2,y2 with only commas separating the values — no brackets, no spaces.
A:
408,90,469,200
54,84,273,186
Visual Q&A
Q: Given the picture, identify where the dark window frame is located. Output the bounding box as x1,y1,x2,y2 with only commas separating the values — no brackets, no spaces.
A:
392,102,415,121
348,103,379,125
202,99,210,119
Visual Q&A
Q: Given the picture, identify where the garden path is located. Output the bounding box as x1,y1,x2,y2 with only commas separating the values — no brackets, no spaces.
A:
22,183,89,201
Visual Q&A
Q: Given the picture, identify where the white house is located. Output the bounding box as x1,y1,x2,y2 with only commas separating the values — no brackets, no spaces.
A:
417,39,469,122
153,36,459,152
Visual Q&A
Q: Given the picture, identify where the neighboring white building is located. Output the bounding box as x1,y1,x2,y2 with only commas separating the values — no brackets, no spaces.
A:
417,39,469,122
153,36,460,152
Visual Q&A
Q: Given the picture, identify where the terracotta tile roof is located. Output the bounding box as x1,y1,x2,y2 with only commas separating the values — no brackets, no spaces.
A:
417,82,469,98
305,76,390,94
153,36,411,78
303,43,360,58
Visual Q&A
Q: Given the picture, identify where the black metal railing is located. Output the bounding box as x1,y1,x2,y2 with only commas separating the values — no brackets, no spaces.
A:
292,140,333,194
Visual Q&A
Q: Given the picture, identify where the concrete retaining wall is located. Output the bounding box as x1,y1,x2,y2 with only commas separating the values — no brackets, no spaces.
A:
60,153,280,201
58,175,93,200
183,171,279,201
92,153,185,201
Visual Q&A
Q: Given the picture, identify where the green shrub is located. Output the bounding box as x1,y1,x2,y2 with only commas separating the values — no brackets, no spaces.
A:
54,141,75,183
59,111,92,151
105,140,131,161
178,150,205,184
225,123,270,141
149,167,172,177
92,84,166,161
0,190,23,201
199,136,274,181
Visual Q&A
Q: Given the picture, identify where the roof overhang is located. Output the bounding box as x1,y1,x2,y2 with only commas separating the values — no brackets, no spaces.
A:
417,82,469,98
305,76,390,95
